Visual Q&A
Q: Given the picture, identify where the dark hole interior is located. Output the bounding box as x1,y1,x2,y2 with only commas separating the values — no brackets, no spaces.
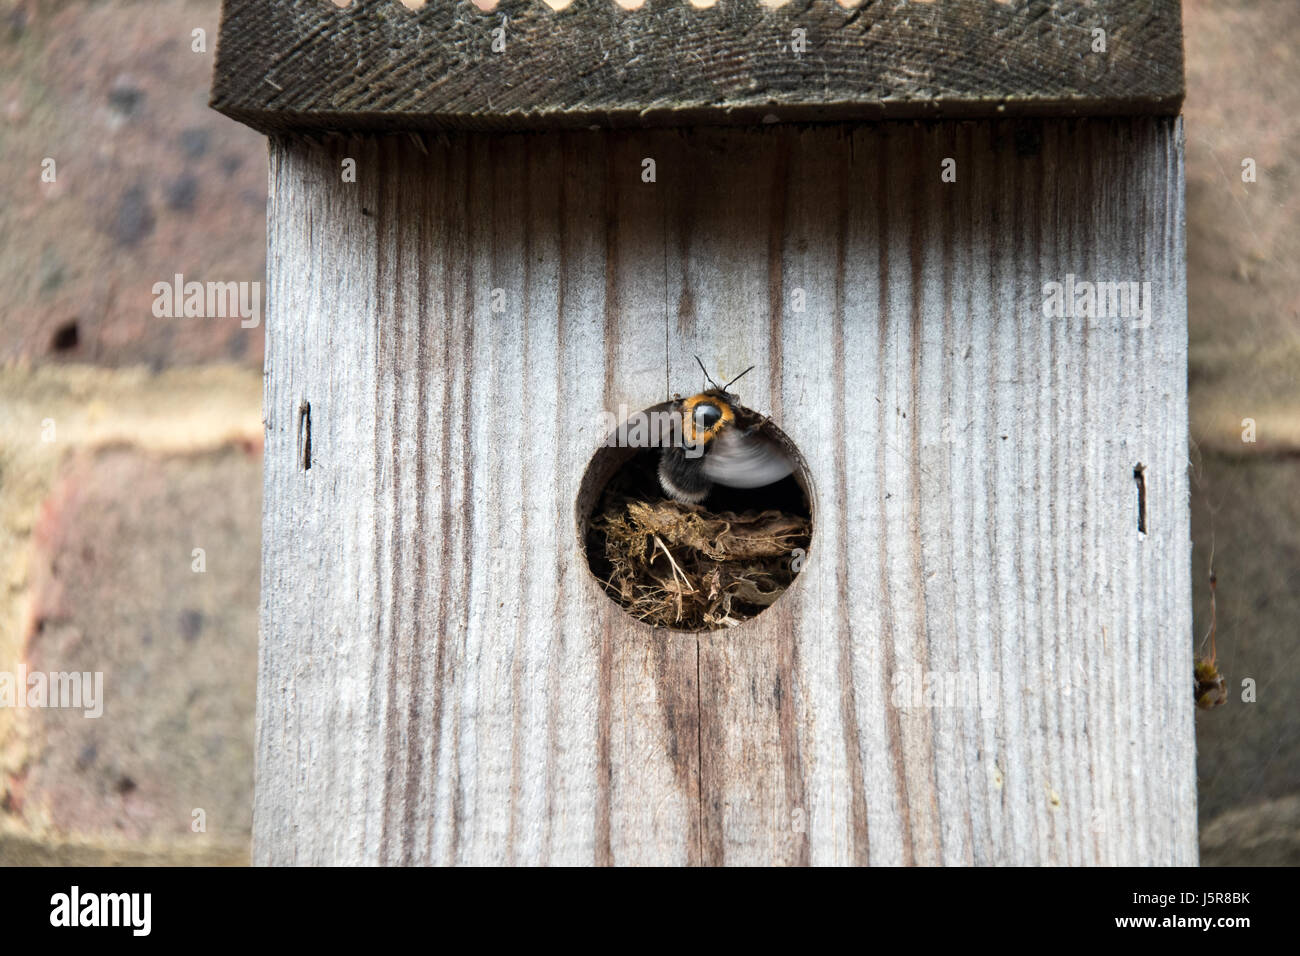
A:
50,320,79,352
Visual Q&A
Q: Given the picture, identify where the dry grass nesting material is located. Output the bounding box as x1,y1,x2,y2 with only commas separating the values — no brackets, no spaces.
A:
591,495,811,631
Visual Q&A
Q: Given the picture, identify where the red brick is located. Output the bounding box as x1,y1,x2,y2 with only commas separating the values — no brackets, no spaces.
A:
0,0,267,368
9,444,260,845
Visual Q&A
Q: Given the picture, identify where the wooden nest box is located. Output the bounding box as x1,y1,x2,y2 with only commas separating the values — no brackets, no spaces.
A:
212,0,1195,865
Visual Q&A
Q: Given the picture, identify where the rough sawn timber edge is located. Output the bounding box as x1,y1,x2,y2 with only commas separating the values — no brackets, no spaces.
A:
211,0,1185,134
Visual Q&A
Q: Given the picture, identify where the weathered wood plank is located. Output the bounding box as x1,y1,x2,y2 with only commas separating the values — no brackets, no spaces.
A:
213,0,1185,135
258,117,1194,865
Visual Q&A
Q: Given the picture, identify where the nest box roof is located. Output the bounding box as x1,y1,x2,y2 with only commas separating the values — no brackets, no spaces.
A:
210,0,1184,135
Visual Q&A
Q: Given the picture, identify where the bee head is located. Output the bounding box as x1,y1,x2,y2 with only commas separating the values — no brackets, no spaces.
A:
679,358,755,447
680,390,735,446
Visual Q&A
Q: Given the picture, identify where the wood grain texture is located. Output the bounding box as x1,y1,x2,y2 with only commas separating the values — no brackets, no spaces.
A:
212,0,1185,135
257,117,1194,865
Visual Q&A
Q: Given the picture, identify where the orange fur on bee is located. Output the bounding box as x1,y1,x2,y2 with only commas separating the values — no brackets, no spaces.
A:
679,391,735,446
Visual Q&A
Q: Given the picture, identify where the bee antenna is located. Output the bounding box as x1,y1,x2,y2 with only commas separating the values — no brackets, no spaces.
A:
722,365,756,392
694,355,722,391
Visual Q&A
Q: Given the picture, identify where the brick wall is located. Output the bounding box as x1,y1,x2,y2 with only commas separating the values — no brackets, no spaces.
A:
1,0,264,864
1183,0,1300,864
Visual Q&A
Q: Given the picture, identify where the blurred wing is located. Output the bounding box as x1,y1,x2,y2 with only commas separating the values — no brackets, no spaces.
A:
702,428,794,489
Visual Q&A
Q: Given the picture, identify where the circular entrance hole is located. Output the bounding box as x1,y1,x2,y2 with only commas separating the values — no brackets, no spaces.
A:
576,401,814,632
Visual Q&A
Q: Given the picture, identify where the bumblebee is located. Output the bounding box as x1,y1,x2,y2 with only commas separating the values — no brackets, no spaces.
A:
658,359,795,504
